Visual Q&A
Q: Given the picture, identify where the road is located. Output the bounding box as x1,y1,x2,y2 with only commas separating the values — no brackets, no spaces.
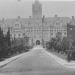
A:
0,46,75,75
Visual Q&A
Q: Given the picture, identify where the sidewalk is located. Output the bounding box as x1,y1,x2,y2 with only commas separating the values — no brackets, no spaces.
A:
45,49,75,69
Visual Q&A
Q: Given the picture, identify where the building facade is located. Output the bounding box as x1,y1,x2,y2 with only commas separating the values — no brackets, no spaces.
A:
0,0,74,45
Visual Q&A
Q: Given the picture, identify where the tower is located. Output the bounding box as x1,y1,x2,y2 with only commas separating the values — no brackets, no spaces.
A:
32,0,42,19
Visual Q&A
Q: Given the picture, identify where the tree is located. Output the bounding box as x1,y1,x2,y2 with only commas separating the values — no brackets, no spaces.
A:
2,27,11,57
49,38,57,50
56,32,62,42
5,27,11,47
61,37,73,54
23,36,29,46
54,32,63,53
0,27,4,46
0,27,4,50
46,41,52,50
0,27,7,59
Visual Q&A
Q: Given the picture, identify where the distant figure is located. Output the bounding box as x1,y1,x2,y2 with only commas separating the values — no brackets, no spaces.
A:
36,40,40,45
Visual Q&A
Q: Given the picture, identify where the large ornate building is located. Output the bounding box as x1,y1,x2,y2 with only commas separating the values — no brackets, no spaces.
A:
0,0,75,45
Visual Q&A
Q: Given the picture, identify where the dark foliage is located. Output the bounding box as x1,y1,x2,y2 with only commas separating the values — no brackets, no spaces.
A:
0,27,30,61
46,36,75,61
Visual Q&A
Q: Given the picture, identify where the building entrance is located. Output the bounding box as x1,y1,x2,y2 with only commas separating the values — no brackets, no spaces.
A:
36,40,40,45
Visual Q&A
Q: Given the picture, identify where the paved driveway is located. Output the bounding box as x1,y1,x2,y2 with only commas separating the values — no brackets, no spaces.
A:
0,46,75,75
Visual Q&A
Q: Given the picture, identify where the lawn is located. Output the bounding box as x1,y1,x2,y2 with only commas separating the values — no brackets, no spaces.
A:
46,49,68,61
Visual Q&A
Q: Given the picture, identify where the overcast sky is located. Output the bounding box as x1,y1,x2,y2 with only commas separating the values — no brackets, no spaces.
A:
0,0,75,18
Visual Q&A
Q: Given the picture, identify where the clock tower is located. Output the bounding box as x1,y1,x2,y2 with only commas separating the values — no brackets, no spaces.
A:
32,0,42,19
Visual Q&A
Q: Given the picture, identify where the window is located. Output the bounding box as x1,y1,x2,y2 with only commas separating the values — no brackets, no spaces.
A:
23,33,25,36
10,34,12,37
64,30,66,31
64,32,66,35
18,34,21,37
15,24,19,27
70,28,72,30
14,34,16,37
51,33,53,35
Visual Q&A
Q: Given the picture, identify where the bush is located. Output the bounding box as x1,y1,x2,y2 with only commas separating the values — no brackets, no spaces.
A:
46,37,73,53
46,42,52,50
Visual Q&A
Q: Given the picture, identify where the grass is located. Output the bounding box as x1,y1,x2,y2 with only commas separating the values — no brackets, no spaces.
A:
47,49,67,61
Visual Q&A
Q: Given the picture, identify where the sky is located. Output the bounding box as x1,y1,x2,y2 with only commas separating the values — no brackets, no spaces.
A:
0,0,75,19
